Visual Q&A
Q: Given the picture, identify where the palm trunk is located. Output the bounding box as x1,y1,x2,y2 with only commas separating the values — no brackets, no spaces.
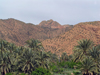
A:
1,72,5,75
4,70,6,75
96,60,99,74
86,70,89,75
92,71,96,75
84,50,87,56
82,72,85,75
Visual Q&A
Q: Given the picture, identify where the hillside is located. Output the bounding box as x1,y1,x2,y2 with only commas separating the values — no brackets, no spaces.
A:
38,19,73,38
42,21,100,55
0,18,73,45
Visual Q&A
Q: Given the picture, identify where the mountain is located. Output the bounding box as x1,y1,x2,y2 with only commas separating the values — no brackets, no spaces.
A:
42,21,100,55
0,18,73,46
38,19,73,38
2,18,100,56
38,19,68,29
0,18,46,45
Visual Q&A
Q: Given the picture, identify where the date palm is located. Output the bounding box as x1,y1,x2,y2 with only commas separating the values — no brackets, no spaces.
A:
25,39,44,51
47,51,58,63
89,46,100,74
0,40,9,54
60,52,69,62
17,48,35,74
73,39,94,62
14,46,25,55
7,43,17,53
78,57,96,75
35,51,50,69
0,51,15,75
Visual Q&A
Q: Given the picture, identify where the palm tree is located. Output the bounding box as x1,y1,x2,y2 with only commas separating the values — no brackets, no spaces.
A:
89,46,100,74
68,55,73,61
0,40,9,55
0,51,15,75
73,39,94,62
60,52,69,62
17,48,35,74
47,51,58,63
25,39,44,51
7,43,17,53
51,53,58,63
78,57,96,75
35,51,50,69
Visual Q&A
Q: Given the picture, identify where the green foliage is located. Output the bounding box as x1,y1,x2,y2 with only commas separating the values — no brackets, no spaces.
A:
25,39,44,51
73,39,94,62
47,51,58,63
17,48,35,74
89,46,100,73
58,61,81,69
5,73,12,75
58,61,67,68
1,39,100,75
60,52,69,62
19,73,26,75
5,73,26,75
73,71,81,75
34,51,50,69
77,57,96,73
31,67,51,75
66,73,71,75
49,62,64,73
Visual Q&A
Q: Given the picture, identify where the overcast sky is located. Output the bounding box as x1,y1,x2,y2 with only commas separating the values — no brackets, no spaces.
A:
0,0,100,25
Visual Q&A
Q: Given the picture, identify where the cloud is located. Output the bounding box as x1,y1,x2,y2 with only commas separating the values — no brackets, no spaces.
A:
0,0,100,25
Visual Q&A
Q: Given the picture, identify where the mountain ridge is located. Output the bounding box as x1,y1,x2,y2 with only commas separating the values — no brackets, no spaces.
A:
1,18,100,56
38,19,70,29
42,21,100,55
0,18,73,47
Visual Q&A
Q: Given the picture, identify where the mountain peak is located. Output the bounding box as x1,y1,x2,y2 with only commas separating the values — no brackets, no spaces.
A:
38,19,62,29
47,19,54,22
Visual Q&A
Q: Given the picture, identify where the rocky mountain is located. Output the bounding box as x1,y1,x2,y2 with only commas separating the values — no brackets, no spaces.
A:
38,19,68,29
42,21,100,55
38,19,73,38
1,18,100,56
0,18,73,46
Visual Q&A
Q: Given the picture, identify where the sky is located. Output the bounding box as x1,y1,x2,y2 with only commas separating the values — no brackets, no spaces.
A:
0,0,100,25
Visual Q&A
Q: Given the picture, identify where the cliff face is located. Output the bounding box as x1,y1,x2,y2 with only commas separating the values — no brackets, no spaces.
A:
0,18,73,46
42,21,100,55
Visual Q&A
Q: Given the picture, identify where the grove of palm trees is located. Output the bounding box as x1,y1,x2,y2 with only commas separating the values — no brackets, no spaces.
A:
0,39,100,75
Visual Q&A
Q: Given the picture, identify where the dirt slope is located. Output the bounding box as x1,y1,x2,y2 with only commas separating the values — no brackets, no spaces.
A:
42,21,100,55
0,18,73,46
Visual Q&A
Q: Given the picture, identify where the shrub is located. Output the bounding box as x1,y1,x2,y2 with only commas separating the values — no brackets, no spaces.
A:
19,73,26,75
58,61,81,69
31,67,51,75
73,71,81,75
49,62,64,73
57,61,67,68
5,73,26,75
5,73,12,75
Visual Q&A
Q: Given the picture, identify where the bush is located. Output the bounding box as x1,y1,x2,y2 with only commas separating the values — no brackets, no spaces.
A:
5,73,12,75
66,61,77,68
31,67,51,75
57,61,67,68
73,71,81,75
5,73,26,75
19,73,26,75
58,61,81,69
49,62,64,73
